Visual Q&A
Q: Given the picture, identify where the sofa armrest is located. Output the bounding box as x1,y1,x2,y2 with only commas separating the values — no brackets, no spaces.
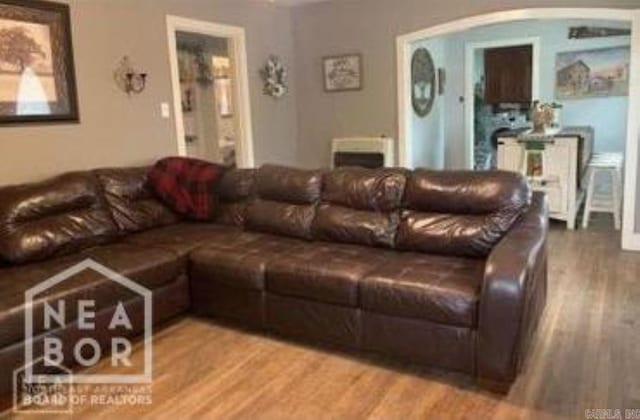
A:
477,191,549,391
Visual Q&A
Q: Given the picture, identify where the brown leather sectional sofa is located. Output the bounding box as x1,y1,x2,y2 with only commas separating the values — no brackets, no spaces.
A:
0,164,548,406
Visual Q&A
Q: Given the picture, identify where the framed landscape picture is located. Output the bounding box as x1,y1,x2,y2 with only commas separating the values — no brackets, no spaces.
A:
0,0,79,124
323,54,362,92
555,46,630,100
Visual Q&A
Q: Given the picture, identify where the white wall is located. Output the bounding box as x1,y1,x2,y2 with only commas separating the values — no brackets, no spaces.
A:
441,19,631,168
410,38,445,169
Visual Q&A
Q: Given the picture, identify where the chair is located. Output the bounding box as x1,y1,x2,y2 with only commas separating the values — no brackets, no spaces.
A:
582,153,624,229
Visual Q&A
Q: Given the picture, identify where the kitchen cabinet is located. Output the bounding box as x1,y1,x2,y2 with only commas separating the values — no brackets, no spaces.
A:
484,45,532,104
497,127,594,230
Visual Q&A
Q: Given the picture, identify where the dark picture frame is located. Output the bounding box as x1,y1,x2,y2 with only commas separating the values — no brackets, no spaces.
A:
0,0,79,125
322,53,363,92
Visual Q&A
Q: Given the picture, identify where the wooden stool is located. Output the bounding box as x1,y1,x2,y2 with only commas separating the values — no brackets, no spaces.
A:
582,153,623,230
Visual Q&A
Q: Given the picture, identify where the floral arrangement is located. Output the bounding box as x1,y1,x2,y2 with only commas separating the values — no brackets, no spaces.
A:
260,55,287,99
530,101,562,133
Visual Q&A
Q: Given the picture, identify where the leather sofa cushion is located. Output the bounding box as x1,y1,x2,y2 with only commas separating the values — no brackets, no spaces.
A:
190,234,305,290
245,165,322,239
266,242,392,307
360,252,485,328
397,170,531,257
124,222,262,257
216,168,255,202
215,169,255,227
0,172,119,264
0,243,183,348
247,199,316,240
398,212,514,258
254,164,322,204
313,168,405,248
95,167,178,234
216,202,248,227
313,204,398,248
403,170,530,214
323,167,407,211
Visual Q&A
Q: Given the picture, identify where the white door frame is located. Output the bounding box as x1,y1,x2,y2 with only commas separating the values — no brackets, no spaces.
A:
396,8,640,251
464,37,540,169
166,15,255,167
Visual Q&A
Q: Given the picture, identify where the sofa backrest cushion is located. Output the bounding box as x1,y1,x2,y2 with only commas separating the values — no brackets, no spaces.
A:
313,167,407,248
397,170,531,257
215,168,255,227
322,166,407,211
246,165,322,239
0,172,119,264
95,167,179,234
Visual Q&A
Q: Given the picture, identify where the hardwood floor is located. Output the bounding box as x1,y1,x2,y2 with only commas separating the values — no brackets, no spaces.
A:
10,218,640,419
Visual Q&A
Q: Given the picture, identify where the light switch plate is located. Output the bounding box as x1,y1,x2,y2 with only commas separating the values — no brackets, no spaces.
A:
160,102,170,118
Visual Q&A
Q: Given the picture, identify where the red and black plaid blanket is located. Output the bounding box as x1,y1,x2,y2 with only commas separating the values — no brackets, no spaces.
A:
148,157,225,220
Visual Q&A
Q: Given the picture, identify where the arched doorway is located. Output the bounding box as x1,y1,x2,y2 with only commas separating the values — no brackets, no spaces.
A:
396,8,640,250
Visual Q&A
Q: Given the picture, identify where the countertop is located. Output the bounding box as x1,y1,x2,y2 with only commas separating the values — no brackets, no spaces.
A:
496,126,594,139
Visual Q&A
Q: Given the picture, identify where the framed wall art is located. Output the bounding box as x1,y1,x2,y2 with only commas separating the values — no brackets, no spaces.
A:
411,48,435,117
323,53,362,92
0,0,79,124
555,46,630,100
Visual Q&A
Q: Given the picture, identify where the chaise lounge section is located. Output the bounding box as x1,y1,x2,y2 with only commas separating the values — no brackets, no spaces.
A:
0,163,547,407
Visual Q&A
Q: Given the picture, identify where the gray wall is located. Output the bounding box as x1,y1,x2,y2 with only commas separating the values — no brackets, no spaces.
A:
291,0,640,230
0,0,298,186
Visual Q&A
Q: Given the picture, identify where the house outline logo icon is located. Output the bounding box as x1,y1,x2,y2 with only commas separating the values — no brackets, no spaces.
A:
23,258,153,385
13,356,73,413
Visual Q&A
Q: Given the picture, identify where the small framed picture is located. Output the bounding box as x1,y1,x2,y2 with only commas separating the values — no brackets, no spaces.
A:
0,0,79,124
323,53,362,92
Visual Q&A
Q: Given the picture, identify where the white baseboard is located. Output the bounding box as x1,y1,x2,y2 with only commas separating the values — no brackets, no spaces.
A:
622,231,640,251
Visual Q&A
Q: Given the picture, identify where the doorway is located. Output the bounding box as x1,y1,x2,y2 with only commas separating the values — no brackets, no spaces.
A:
465,37,540,170
166,16,254,168
396,8,640,250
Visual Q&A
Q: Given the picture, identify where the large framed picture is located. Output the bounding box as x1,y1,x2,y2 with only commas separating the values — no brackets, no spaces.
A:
0,0,79,124
323,53,362,92
555,46,630,100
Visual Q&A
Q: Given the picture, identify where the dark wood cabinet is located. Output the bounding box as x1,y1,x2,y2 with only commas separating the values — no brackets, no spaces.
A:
484,45,532,104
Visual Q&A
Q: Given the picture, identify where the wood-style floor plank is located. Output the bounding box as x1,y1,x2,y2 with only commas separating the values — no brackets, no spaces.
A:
7,217,639,419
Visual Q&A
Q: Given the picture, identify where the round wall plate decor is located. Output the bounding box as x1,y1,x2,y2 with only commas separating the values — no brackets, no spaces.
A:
411,48,436,117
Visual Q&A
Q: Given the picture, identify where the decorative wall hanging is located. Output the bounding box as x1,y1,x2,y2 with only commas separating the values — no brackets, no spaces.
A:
555,46,630,100
568,26,630,39
411,48,435,117
260,55,287,99
113,56,147,95
0,0,79,124
323,53,362,92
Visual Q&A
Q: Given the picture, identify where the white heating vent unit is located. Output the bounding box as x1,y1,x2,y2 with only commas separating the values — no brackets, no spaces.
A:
331,137,395,169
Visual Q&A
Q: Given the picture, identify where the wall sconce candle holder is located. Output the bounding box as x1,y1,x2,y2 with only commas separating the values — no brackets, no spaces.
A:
114,56,148,95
